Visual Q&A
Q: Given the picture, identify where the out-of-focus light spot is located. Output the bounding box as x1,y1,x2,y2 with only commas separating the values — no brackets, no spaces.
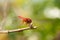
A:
59,10,60,18
44,7,60,19
28,34,38,40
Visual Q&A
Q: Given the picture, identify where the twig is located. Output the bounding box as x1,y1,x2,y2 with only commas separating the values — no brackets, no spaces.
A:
8,26,36,32
0,26,37,33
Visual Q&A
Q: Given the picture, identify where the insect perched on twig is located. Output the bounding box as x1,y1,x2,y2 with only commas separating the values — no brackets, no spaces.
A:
18,16,34,28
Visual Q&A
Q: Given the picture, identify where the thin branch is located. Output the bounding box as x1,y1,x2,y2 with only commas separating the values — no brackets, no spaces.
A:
0,26,37,33
8,26,36,32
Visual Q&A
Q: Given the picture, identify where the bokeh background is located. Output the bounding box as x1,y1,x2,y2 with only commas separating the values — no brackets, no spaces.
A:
0,0,60,40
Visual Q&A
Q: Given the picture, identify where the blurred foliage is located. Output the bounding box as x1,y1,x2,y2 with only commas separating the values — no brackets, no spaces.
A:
54,0,60,9
0,0,60,40
7,0,60,40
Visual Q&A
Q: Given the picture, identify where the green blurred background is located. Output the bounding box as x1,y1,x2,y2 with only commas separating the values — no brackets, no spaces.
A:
0,0,60,40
